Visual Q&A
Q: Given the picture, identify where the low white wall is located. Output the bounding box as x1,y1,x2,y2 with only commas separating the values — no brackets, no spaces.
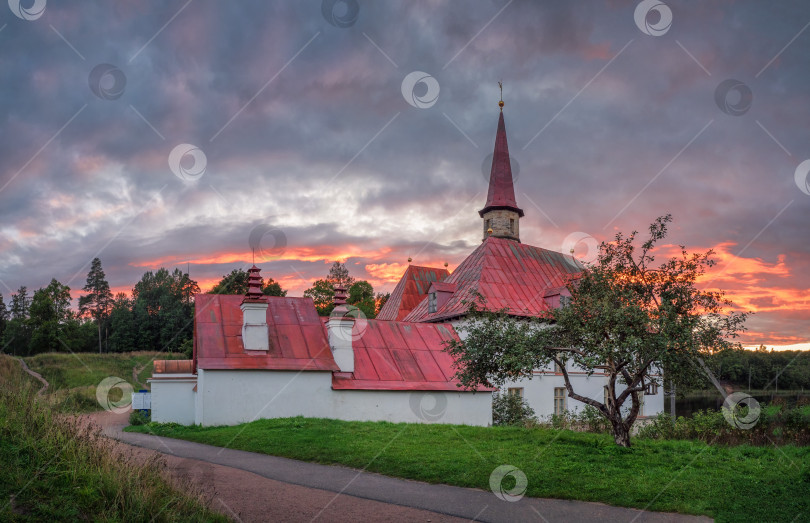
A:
195,369,491,427
149,377,197,425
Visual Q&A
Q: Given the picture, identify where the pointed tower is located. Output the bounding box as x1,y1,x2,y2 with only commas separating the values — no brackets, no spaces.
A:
478,91,524,242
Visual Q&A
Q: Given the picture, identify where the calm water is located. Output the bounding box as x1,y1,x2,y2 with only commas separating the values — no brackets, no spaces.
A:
674,391,809,417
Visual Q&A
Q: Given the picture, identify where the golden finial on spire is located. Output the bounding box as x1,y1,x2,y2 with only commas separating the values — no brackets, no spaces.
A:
498,81,504,110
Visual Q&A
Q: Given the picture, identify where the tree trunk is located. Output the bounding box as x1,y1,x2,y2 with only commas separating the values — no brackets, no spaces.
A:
611,421,631,447
98,321,102,354
669,379,676,421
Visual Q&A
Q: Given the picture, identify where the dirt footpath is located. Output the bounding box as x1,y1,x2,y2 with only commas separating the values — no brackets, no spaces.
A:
83,411,466,522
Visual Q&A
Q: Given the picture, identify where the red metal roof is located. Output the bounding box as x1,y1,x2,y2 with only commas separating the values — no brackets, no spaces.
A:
194,294,339,371
376,265,450,321
330,319,492,391
154,359,194,374
403,237,582,322
479,110,524,218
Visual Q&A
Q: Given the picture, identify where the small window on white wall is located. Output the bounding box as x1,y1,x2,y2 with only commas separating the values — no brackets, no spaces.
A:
507,387,523,398
554,387,567,415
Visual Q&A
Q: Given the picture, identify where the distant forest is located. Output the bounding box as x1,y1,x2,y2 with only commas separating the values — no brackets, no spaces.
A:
0,259,388,358
710,346,810,392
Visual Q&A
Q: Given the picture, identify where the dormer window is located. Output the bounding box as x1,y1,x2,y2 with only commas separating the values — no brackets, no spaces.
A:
428,291,437,313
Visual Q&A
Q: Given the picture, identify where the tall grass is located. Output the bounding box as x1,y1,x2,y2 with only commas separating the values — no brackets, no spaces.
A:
0,355,226,522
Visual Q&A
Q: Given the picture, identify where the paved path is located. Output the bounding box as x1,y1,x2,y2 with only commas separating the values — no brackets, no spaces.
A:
98,413,711,523
18,357,48,395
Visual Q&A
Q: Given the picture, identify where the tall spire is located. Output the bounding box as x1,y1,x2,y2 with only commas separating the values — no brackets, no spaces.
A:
478,89,524,242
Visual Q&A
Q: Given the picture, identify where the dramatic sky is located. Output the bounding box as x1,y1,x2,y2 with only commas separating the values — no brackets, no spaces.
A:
1,1,808,349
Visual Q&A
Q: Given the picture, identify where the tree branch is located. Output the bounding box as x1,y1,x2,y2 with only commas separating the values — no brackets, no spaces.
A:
552,356,608,416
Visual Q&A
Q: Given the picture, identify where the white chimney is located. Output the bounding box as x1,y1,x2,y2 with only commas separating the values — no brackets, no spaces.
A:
327,285,354,372
241,265,269,351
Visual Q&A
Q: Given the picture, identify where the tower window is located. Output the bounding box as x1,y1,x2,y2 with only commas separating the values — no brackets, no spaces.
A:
485,219,491,230
510,218,515,232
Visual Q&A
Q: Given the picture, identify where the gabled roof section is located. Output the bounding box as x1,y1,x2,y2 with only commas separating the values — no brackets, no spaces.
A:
194,294,339,371
330,319,493,391
479,111,524,218
376,265,450,321
403,237,582,323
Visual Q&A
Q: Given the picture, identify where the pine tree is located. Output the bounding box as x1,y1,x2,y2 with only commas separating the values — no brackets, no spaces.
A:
2,287,30,355
327,261,355,288
0,293,7,349
78,258,113,353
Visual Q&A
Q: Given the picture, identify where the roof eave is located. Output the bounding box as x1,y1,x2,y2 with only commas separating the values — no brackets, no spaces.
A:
478,204,525,218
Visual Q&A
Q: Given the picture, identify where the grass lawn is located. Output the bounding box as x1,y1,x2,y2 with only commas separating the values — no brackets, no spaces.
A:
23,352,183,412
128,417,810,522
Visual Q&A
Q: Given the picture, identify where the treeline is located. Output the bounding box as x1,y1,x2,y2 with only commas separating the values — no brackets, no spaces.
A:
709,346,810,391
0,260,198,356
0,259,389,357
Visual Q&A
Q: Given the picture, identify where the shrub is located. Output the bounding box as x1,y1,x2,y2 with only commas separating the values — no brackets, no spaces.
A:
540,406,611,433
492,392,537,426
180,338,194,359
637,404,810,446
129,409,150,426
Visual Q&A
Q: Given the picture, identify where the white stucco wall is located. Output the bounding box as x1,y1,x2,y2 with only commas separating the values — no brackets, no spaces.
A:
501,370,664,418
149,376,197,425
193,369,491,427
